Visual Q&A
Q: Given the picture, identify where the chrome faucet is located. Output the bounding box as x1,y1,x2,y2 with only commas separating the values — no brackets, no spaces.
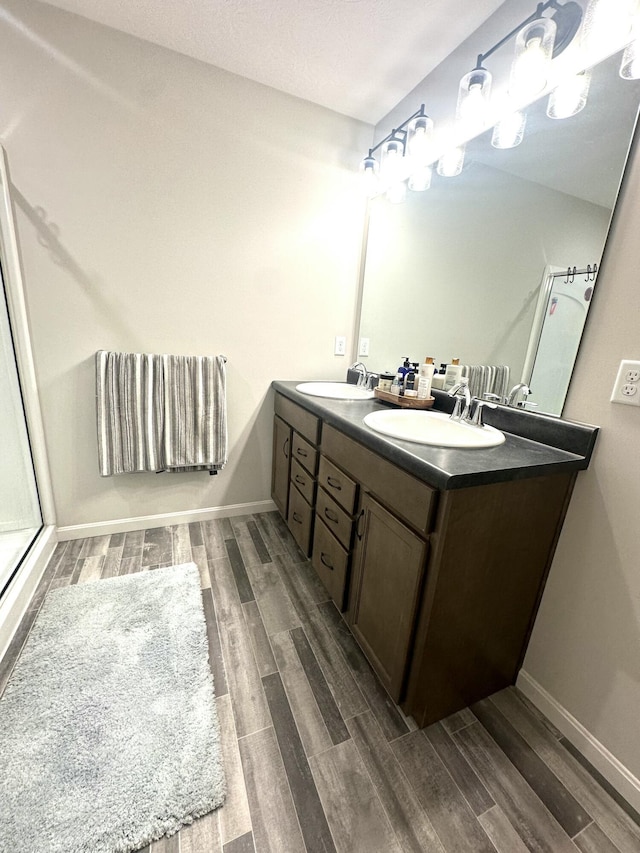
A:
349,362,369,388
484,383,533,408
448,379,472,422
505,383,531,407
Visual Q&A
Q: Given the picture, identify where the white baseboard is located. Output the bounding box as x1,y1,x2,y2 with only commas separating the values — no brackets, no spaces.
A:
517,669,640,814
57,500,278,541
0,525,57,662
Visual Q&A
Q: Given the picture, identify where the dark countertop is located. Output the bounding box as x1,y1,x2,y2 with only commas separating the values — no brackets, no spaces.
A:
272,380,599,491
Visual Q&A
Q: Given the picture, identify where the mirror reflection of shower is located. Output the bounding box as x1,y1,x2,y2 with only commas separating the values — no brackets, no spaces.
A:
523,265,597,415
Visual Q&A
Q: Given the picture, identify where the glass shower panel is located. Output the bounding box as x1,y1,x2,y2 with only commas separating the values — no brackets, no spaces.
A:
0,258,42,597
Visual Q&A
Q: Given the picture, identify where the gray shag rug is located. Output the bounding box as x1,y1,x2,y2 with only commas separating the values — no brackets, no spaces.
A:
0,562,226,853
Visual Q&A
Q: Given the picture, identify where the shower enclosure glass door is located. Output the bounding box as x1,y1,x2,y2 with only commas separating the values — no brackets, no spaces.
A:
0,257,42,598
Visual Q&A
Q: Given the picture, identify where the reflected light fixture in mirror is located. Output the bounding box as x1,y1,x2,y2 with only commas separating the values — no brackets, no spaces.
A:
547,68,592,116
437,145,466,176
491,109,527,146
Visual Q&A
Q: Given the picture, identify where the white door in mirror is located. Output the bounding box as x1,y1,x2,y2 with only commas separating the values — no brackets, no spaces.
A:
363,409,505,448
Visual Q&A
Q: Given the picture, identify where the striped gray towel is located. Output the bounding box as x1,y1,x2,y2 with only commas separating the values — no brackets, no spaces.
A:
96,351,164,475
96,351,227,475
162,354,227,473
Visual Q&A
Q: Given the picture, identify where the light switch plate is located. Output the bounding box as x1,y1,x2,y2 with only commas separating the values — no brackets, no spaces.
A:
611,359,640,406
359,337,370,357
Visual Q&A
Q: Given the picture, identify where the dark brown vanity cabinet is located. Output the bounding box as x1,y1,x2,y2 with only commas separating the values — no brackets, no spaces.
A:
271,414,291,518
271,395,321,556
272,391,578,728
321,423,437,702
349,493,428,701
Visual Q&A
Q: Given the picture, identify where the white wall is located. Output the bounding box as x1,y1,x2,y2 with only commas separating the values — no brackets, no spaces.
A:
522,131,640,791
0,0,371,528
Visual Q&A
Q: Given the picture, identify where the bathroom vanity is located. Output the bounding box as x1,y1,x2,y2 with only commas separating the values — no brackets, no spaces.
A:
271,380,598,727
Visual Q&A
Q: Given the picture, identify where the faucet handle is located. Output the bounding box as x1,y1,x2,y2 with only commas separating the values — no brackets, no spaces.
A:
483,392,503,403
468,399,497,427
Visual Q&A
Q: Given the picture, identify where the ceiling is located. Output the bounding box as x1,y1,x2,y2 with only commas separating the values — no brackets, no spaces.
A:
37,0,506,125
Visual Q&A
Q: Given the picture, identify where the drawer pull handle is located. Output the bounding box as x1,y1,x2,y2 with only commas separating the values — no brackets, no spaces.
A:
320,552,334,570
355,508,365,541
326,476,342,491
295,474,306,486
292,512,303,525
283,437,290,458
323,507,339,524
296,448,308,458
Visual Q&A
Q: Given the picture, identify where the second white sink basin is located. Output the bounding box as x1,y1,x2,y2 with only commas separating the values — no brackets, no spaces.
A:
296,382,375,400
363,409,505,449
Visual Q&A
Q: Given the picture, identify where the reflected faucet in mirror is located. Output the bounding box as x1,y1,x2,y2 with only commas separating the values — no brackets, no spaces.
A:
484,382,533,407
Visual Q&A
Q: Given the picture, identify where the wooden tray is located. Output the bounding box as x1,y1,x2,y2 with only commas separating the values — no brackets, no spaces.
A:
374,388,435,408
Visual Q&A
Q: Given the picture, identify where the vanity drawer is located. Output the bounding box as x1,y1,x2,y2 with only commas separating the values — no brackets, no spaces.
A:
316,487,353,551
322,425,437,536
275,394,321,445
311,517,349,611
290,458,316,505
287,484,314,556
292,432,318,476
317,456,357,514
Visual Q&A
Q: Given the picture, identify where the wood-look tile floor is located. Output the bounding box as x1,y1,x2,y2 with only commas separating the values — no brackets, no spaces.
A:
2,511,640,853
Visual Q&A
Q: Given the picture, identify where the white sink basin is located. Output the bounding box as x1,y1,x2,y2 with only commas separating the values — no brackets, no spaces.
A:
296,382,375,401
363,409,505,449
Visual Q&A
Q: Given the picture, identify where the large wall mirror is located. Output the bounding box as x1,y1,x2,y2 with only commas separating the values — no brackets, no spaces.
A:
357,0,640,416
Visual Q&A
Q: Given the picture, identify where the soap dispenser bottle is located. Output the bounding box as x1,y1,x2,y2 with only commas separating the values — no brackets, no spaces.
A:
397,357,412,381
443,358,463,392
417,358,435,400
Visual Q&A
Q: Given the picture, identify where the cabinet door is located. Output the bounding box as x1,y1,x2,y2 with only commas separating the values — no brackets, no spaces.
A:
349,493,428,702
271,415,291,518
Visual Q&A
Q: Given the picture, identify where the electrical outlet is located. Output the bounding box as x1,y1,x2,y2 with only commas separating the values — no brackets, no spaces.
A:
611,359,640,406
359,337,370,357
334,335,347,356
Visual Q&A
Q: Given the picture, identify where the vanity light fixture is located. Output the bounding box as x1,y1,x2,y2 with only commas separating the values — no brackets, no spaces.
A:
360,104,434,198
362,0,640,199
620,6,640,78
582,0,635,58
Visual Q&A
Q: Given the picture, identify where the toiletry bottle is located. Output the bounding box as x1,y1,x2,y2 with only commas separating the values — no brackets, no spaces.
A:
431,364,446,390
397,357,412,381
404,369,418,397
417,358,435,400
390,373,403,396
377,372,395,393
443,358,463,392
